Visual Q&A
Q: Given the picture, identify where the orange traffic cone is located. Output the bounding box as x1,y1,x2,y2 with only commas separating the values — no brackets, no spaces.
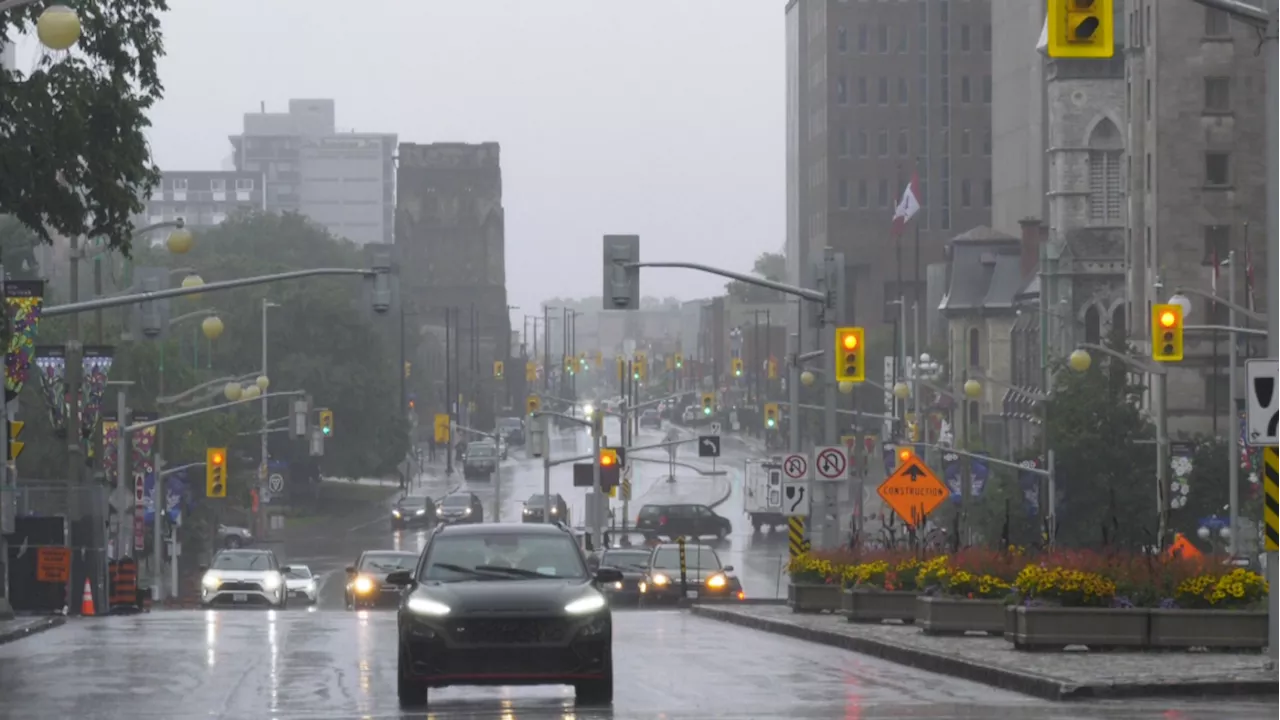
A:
80,578,95,616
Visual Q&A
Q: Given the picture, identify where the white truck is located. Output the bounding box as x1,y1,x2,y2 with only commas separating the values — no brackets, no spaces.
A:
743,459,786,533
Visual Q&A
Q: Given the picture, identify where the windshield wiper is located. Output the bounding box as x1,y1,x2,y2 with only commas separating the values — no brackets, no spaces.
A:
430,562,500,579
471,564,558,578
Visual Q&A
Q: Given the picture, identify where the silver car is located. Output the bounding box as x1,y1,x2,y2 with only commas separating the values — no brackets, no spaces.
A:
200,549,290,609
284,565,318,604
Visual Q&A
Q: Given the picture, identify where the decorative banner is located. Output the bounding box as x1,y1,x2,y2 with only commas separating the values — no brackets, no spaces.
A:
144,473,184,526
129,412,158,555
1017,459,1041,517
34,345,67,435
970,451,990,497
1170,441,1194,510
943,452,962,502
80,346,114,453
102,412,119,489
4,280,44,404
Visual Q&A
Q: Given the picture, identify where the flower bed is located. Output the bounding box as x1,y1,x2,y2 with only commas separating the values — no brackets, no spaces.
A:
914,550,1019,635
785,552,846,614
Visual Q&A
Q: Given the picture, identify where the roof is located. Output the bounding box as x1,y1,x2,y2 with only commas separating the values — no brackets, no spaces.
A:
938,226,1026,315
361,549,417,557
438,522,571,536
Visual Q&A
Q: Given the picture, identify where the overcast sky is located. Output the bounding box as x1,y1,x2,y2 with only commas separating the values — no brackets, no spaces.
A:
117,0,783,315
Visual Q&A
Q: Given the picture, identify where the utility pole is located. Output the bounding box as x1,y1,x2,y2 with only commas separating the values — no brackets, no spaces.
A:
444,307,454,476
1267,0,1278,664
64,235,91,614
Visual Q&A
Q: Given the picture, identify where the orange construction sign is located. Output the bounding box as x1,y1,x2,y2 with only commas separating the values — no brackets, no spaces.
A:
876,455,950,527
36,547,71,583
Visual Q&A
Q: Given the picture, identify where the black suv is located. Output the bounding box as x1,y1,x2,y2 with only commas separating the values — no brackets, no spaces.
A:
392,495,437,530
388,523,622,709
522,493,569,523
345,550,419,609
436,492,484,525
635,503,732,541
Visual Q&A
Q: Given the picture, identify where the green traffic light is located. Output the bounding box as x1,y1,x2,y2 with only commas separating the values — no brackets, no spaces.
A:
766,419,775,428
322,428,331,436
703,407,712,416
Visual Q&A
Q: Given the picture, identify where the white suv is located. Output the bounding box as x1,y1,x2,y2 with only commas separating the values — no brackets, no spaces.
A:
201,549,290,609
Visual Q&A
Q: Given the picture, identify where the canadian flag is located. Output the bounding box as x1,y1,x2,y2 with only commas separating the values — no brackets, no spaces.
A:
891,172,921,238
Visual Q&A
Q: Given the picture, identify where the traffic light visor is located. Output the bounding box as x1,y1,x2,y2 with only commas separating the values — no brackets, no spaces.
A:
1159,310,1177,328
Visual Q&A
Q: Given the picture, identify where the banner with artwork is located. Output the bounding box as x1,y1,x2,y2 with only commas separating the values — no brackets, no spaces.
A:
4,280,43,404
970,451,990,497
80,346,114,455
943,451,962,502
102,412,119,489
129,412,157,556
34,345,67,434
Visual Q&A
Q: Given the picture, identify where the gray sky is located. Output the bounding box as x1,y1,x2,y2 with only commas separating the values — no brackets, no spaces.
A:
142,0,784,313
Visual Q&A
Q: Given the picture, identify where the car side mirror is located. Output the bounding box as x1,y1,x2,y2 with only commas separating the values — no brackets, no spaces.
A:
595,568,624,584
723,565,734,573
385,570,414,587
279,566,292,574
345,566,357,575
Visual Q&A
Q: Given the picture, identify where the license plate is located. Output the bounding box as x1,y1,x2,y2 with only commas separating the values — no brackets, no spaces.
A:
685,590,699,599
233,593,247,603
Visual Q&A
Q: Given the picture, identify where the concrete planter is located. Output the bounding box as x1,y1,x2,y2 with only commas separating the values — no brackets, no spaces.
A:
915,595,1006,635
1149,608,1267,650
1009,606,1149,650
1003,605,1017,642
787,582,842,613
842,588,918,624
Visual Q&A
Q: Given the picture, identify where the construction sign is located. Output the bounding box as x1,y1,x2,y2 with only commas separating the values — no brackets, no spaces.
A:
876,454,950,527
36,546,70,583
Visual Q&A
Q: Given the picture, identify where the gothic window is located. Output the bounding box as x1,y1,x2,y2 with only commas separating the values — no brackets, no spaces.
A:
1084,306,1102,345
1110,303,1126,338
968,327,980,367
1087,119,1124,223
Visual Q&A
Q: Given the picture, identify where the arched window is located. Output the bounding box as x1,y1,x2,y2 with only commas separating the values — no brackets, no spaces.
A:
968,327,980,367
1084,306,1102,345
967,400,980,427
1087,118,1124,224
1110,303,1126,339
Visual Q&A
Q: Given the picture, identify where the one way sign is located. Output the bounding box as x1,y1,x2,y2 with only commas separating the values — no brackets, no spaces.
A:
698,435,721,458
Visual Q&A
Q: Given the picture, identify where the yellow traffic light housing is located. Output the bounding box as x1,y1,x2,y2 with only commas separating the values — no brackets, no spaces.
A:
701,392,715,416
732,358,744,377
763,403,779,429
525,361,537,382
526,395,541,416
206,447,227,498
1151,304,1184,362
1047,0,1114,59
616,356,625,381
318,409,334,437
634,352,647,381
493,360,504,379
674,353,684,369
599,448,618,469
835,327,865,383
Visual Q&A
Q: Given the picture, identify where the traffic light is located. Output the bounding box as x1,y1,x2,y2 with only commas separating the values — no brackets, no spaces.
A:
602,234,640,310
206,447,227,498
493,360,504,379
579,353,588,370
564,356,574,375
1151,303,1184,362
634,352,647,381
768,358,777,379
526,395,541,416
835,327,865,383
732,358,744,377
674,352,684,369
526,361,537,382
701,392,715,416
1046,0,1114,59
404,361,412,379
763,403,779,430
896,446,915,467
616,356,625,382
599,447,618,469
319,409,334,436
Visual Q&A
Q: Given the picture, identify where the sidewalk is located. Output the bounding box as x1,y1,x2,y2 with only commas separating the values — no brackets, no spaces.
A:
691,604,1278,701
0,615,64,647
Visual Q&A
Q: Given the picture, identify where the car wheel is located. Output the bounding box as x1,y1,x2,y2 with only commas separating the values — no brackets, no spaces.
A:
397,642,428,708
574,658,613,706
716,525,728,541
223,535,242,549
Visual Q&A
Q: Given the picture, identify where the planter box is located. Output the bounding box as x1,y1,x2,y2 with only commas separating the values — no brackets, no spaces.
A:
787,582,842,613
842,588,918,624
915,595,1006,635
1003,605,1017,642
1149,608,1267,650
1010,606,1149,650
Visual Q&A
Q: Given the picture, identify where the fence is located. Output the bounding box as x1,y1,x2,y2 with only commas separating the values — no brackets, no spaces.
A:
2,482,113,615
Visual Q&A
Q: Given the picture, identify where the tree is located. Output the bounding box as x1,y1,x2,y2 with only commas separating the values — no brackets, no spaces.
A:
725,252,786,303
0,215,41,280
0,1,167,253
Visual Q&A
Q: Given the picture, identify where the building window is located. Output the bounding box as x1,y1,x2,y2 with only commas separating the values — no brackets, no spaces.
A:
838,178,850,209
1205,152,1230,186
982,75,992,103
878,130,889,156
1088,152,1123,222
857,77,868,104
982,24,992,52
858,180,868,208
839,128,850,157
1204,76,1231,112
960,179,972,207
960,130,971,155
878,179,889,207
960,24,971,51
898,27,909,53
836,76,848,105
1204,7,1231,36
878,25,889,53
941,81,950,104
235,178,255,191
858,24,868,52
960,76,971,103
898,129,909,156
878,77,889,104
968,327,980,367
172,178,188,191
1084,306,1101,345
982,132,991,156
897,77,908,103
983,178,992,207
210,178,226,192
940,25,949,52
1203,225,1230,264
858,131,868,156
1111,304,1126,337
837,26,848,53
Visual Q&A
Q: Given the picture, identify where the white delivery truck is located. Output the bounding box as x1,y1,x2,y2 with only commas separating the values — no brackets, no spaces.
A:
742,459,786,533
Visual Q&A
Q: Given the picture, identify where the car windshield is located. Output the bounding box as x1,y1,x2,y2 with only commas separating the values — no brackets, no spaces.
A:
211,552,274,571
468,444,497,457
652,547,722,571
441,495,471,508
600,550,650,570
526,494,558,506
360,553,417,572
285,567,312,580
397,496,427,507
421,532,587,582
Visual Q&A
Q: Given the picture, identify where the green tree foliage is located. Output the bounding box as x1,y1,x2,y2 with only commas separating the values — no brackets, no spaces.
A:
0,1,168,252
725,252,785,303
0,215,41,280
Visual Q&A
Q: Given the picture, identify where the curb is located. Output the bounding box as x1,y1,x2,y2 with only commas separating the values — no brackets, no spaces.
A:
689,606,1278,702
0,616,66,647
707,474,733,510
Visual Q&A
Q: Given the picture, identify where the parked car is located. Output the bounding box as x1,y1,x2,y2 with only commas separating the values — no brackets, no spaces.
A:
635,502,732,541
639,409,662,430
218,524,253,549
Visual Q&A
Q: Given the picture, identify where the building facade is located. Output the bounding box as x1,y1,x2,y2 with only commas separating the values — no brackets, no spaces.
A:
136,171,267,232
989,0,1049,236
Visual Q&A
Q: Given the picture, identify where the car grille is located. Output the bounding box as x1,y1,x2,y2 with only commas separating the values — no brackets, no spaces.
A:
448,618,568,645
218,581,263,592
415,647,590,676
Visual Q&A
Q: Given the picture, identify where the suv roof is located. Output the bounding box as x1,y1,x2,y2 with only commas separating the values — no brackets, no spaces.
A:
436,522,572,537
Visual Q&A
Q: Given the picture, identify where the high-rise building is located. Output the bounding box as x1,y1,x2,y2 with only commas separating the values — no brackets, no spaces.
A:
228,99,396,246
785,0,993,341
989,1,1048,236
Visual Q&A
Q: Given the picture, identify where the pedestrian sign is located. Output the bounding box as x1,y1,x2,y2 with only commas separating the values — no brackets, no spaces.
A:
877,455,949,527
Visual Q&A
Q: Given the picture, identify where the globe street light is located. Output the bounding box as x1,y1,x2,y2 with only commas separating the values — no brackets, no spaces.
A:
224,383,243,402
36,4,80,51
165,227,195,255
1068,349,1092,373
893,382,911,400
256,375,270,391
800,370,815,387
963,379,982,399
201,315,224,340
1167,293,1192,319
838,381,854,394
181,273,204,292
240,384,261,400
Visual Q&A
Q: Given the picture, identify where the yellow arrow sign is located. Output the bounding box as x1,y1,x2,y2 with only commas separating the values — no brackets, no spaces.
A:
9,420,25,462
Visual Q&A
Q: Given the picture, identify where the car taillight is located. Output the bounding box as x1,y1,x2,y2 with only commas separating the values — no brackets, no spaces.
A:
659,516,667,525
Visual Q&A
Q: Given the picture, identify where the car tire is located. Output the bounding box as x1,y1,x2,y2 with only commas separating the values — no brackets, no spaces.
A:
397,642,428,708
716,526,729,541
574,659,613,706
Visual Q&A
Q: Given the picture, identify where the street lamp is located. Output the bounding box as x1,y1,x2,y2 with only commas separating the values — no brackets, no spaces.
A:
240,384,261,400
963,379,982,399
165,227,195,255
35,4,80,51
800,370,815,387
838,381,854,394
893,381,911,400
1167,293,1192,319
256,375,269,391
201,315,224,340
1068,349,1092,373
224,383,243,402
181,273,204,295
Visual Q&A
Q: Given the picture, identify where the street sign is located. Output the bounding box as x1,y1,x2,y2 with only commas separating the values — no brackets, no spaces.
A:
781,480,809,517
709,421,722,435
877,456,950,527
36,546,70,583
814,446,847,481
267,473,284,494
766,465,783,508
782,453,810,480
1245,359,1278,446
698,435,721,458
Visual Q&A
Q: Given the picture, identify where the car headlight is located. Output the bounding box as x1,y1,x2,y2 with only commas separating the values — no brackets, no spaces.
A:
263,573,282,591
392,510,402,518
523,508,531,515
201,572,221,590
550,507,558,514
354,575,374,594
407,595,450,616
464,507,472,515
415,508,426,516
307,579,318,591
706,574,727,589
612,581,623,590
650,573,670,586
565,593,607,614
